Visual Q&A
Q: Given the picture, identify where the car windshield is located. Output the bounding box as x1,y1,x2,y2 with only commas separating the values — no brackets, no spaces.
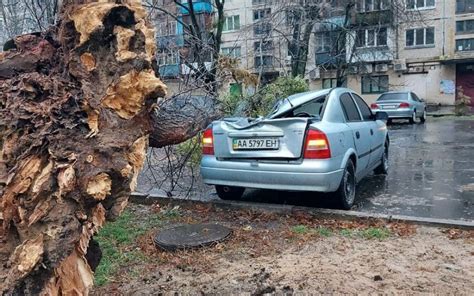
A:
377,93,408,101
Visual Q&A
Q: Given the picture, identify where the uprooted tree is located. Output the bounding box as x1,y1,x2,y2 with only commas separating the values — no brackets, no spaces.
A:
0,0,178,294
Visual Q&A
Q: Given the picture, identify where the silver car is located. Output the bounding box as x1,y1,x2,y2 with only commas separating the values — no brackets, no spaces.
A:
370,91,427,124
200,88,389,209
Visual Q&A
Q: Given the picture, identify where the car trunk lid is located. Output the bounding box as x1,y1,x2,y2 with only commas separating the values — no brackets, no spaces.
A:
213,117,311,159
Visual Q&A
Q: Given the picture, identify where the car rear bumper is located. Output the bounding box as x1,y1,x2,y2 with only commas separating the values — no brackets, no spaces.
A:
200,156,344,192
373,108,413,118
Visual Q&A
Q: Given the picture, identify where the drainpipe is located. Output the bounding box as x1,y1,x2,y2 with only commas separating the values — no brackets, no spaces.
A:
442,0,446,56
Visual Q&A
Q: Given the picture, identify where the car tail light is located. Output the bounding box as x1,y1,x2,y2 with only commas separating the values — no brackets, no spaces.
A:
202,127,214,155
370,103,379,109
304,129,331,159
399,102,410,108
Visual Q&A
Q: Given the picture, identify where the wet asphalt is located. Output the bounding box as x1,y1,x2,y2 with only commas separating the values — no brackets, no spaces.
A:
209,118,474,222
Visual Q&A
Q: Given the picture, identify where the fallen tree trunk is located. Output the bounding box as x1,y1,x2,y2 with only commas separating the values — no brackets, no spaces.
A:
0,0,168,294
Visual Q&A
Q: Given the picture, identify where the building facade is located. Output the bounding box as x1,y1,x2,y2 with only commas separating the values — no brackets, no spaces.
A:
154,0,474,106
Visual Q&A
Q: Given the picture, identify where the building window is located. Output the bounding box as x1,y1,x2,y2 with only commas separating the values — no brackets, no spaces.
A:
316,31,340,53
456,20,474,34
361,75,389,94
157,52,179,65
456,38,474,51
406,27,435,47
456,0,474,13
357,0,390,12
254,55,273,67
158,21,177,36
221,46,241,58
322,78,337,89
223,15,240,31
253,8,271,21
254,22,272,35
254,40,273,51
407,0,435,10
356,28,387,48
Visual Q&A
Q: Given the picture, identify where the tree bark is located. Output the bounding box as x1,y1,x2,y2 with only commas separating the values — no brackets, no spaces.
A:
0,0,167,294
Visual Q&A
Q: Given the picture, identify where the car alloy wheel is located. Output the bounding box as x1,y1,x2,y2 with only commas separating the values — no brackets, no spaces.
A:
382,148,389,172
421,110,426,123
344,170,355,206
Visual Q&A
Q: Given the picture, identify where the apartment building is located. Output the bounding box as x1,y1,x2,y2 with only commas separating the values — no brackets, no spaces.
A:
154,0,474,106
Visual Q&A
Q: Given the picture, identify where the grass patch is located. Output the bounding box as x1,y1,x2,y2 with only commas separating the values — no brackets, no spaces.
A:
360,227,391,240
315,226,332,237
340,229,354,237
94,209,164,286
291,225,310,234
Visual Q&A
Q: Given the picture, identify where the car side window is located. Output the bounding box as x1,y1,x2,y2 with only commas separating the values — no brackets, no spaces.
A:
351,93,373,121
411,93,420,102
340,93,362,122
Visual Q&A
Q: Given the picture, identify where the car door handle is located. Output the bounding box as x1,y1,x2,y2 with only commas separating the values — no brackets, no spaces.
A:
356,131,360,139
370,129,374,135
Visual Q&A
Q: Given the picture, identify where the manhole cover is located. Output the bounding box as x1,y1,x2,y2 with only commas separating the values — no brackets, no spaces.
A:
154,223,232,251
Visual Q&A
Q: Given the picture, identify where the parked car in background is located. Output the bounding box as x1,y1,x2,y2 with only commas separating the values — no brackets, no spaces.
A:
370,91,426,124
200,88,390,210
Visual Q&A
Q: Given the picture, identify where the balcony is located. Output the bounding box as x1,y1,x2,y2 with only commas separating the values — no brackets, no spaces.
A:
316,52,345,67
179,0,213,15
157,35,184,49
159,64,180,78
354,10,392,26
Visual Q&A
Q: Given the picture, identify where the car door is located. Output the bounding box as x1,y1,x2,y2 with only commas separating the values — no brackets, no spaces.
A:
339,93,372,177
351,93,384,168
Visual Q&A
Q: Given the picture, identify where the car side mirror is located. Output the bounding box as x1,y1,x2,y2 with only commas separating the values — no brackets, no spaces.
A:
375,111,389,121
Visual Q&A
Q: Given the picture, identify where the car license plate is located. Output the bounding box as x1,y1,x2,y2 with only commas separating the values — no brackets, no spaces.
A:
382,105,397,109
232,138,279,150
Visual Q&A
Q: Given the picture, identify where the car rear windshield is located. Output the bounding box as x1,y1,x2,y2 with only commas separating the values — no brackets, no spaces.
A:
377,93,408,101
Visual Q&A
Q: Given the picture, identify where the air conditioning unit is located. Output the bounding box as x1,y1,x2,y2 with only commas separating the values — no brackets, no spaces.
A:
309,67,320,80
348,65,358,74
375,63,388,73
393,59,407,72
360,64,373,74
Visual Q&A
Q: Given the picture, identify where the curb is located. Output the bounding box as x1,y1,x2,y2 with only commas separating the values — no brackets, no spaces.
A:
130,193,474,230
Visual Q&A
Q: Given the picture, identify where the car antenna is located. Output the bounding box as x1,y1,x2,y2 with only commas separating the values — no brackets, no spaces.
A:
285,96,294,108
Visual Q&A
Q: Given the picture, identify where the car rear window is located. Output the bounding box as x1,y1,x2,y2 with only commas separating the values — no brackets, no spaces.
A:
377,93,408,101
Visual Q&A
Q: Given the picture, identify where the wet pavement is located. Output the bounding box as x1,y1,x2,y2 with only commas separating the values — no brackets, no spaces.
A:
205,118,474,222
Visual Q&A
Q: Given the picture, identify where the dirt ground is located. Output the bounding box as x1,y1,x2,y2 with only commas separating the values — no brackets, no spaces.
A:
91,202,474,295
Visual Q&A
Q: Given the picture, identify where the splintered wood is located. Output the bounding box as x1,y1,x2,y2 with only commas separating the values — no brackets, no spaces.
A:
0,0,167,294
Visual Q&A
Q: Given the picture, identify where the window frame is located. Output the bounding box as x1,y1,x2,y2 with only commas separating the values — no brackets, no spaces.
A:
456,0,474,14
253,8,271,21
322,78,337,89
456,38,474,52
405,27,435,48
221,46,242,58
223,15,240,32
361,75,389,94
456,19,474,34
406,0,435,11
356,27,388,48
254,55,273,67
358,0,390,12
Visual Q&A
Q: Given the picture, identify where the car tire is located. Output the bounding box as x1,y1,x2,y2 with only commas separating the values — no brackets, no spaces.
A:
215,185,245,200
409,110,416,124
420,109,426,123
374,143,389,175
334,160,356,210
